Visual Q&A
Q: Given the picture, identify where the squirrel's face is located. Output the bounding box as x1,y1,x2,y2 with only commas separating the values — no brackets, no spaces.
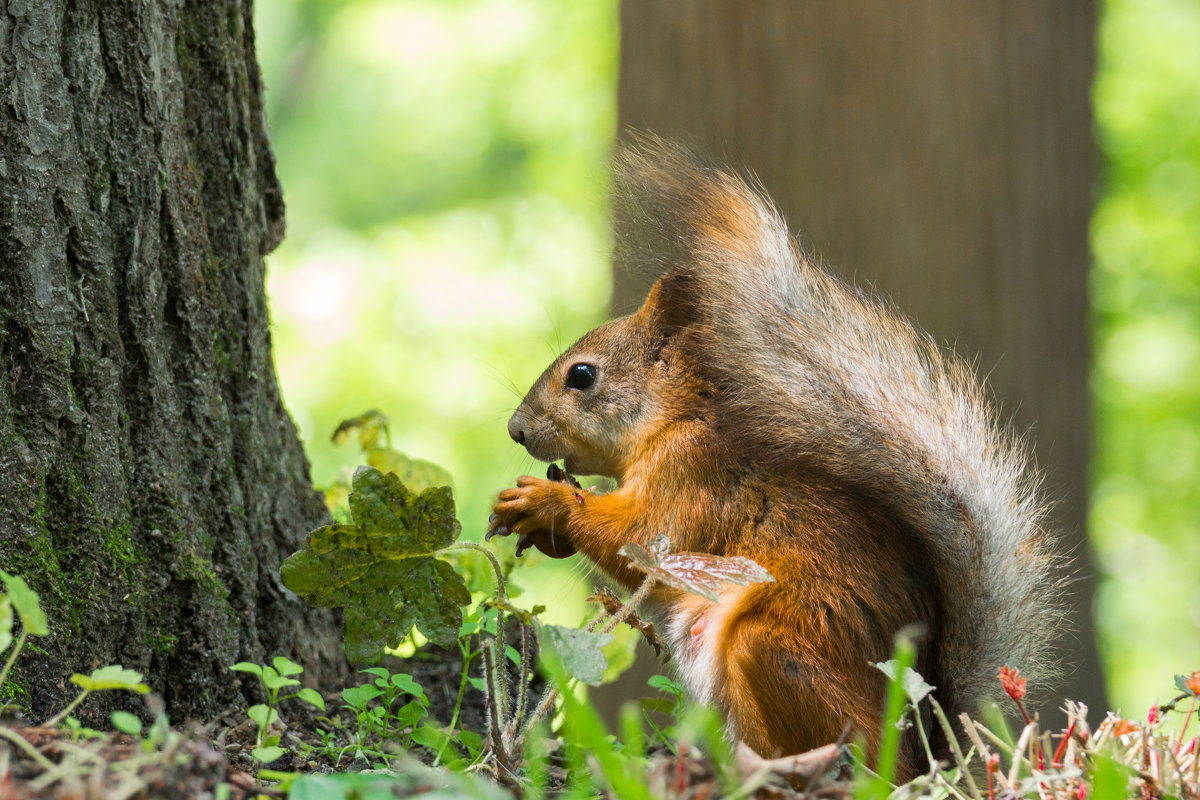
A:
507,313,665,480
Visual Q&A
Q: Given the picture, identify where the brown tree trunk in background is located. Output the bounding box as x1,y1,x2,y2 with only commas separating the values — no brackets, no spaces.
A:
0,0,346,721
615,1,1104,715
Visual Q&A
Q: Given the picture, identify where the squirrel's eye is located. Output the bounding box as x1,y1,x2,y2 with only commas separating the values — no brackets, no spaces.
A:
565,363,597,390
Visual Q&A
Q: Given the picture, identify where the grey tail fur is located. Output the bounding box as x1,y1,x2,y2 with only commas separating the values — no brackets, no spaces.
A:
613,135,1066,716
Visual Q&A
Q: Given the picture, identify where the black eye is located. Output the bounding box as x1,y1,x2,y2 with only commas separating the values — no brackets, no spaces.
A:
565,363,597,390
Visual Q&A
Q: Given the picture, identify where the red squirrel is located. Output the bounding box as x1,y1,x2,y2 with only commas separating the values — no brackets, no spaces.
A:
488,139,1063,774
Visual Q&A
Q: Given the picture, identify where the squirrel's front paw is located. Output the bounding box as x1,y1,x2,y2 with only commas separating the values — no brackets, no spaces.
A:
487,476,579,558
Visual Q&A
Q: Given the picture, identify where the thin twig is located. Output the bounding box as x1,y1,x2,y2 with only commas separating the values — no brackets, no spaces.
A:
599,575,656,635
0,725,58,771
933,700,981,800
1008,723,1035,788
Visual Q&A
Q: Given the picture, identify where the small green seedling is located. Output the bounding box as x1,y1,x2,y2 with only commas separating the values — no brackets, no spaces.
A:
0,570,50,700
338,667,431,761
230,656,325,764
44,666,151,728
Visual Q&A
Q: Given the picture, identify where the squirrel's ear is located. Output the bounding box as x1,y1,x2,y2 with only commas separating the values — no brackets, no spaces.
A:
639,270,699,334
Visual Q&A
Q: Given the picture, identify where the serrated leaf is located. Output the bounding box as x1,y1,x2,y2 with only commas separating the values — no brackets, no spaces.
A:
280,466,469,661
111,711,142,736
619,533,774,602
0,571,48,636
273,656,303,676
539,625,613,685
295,687,325,711
0,598,12,653
252,745,285,764
367,448,455,495
70,666,150,694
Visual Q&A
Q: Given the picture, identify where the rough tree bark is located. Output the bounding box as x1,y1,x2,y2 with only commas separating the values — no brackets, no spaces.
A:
0,0,346,720
615,1,1105,715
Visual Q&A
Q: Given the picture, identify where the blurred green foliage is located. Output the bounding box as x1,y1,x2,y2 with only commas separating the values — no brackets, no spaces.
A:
254,0,1200,715
255,0,617,627
1093,0,1200,712
255,0,615,523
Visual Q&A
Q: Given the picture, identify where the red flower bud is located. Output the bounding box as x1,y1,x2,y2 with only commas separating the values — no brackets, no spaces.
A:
999,665,1026,701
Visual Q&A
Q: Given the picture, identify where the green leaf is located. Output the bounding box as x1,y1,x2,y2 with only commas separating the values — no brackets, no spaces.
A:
366,448,455,495
111,711,143,736
0,571,48,636
280,467,470,661
0,597,12,653
390,673,428,706
619,533,774,602
247,704,278,730
272,656,303,676
391,699,427,728
1175,673,1200,696
539,624,613,685
341,684,384,709
70,666,150,694
261,671,301,692
873,660,936,705
251,745,285,764
295,687,325,711
457,728,484,757
599,623,639,684
647,675,685,699
332,410,390,451
638,698,676,714
359,667,390,681
230,662,263,677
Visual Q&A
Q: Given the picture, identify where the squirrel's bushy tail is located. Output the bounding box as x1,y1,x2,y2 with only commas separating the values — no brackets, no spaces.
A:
613,137,1065,715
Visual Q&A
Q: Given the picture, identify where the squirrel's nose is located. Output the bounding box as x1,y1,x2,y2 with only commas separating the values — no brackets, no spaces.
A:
507,415,527,446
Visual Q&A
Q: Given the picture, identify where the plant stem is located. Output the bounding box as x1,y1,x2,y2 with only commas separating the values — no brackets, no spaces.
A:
45,689,91,728
433,640,477,768
1177,695,1198,756
520,683,564,743
0,630,28,688
599,575,656,635
514,623,531,728
0,725,57,771
911,702,937,770
444,542,506,602
932,699,982,800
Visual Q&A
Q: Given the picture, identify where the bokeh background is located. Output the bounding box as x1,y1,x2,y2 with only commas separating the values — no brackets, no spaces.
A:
254,0,1200,715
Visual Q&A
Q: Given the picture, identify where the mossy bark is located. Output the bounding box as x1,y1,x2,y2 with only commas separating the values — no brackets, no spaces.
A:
0,0,347,721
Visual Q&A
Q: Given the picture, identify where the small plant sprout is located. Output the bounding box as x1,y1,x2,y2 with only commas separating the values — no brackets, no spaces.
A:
44,665,151,727
230,656,325,764
0,570,50,694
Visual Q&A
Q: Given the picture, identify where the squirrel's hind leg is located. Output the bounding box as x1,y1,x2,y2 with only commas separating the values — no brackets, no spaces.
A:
714,601,881,766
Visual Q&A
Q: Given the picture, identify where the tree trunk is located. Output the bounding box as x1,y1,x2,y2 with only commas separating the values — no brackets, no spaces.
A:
616,0,1104,715
0,0,346,721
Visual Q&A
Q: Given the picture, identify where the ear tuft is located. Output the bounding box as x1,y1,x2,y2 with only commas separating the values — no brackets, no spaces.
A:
638,269,699,335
